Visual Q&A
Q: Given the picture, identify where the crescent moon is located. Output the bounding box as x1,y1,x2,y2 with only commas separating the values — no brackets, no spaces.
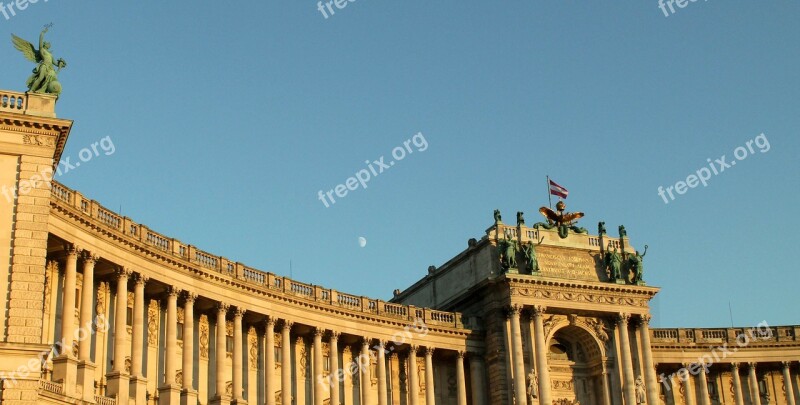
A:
358,237,367,248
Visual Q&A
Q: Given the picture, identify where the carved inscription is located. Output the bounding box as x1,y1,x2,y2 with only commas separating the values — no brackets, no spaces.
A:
536,248,599,281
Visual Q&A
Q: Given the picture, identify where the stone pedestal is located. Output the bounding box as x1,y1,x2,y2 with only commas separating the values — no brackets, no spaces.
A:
130,376,148,405
77,360,97,402
181,388,199,405
106,371,130,404
158,384,182,405
210,394,232,405
52,355,79,397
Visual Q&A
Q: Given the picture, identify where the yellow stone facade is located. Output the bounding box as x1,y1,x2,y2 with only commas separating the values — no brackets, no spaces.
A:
0,91,797,405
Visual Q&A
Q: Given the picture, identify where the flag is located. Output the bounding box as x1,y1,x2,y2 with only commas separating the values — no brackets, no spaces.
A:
549,179,568,199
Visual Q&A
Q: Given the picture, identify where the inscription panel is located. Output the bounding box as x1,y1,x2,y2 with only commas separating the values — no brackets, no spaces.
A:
536,247,603,282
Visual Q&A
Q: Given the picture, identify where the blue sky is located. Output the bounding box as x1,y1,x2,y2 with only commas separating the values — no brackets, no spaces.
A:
3,1,798,328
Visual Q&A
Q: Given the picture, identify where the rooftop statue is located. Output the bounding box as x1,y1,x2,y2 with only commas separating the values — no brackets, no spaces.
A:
535,201,587,238
12,24,67,98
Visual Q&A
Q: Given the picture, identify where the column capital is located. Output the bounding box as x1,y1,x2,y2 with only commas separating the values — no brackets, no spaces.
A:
114,266,133,279
330,330,341,340
748,362,758,371
216,302,230,313
313,327,325,337
132,273,149,285
81,250,100,263
65,243,82,256
376,339,387,349
507,304,523,318
183,291,198,303
457,350,466,359
636,314,651,327
616,312,630,325
531,304,547,317
234,307,246,318
424,347,435,356
281,319,293,330
782,361,793,369
265,317,277,329
408,345,418,354
166,286,182,297
361,337,372,348
731,362,740,371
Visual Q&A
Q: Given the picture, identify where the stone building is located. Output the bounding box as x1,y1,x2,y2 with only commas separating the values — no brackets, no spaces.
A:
0,91,797,405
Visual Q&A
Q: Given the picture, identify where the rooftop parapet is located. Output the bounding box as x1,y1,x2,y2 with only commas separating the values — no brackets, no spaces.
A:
0,90,58,118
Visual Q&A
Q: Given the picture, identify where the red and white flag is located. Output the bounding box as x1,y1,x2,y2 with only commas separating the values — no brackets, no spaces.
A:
549,179,569,199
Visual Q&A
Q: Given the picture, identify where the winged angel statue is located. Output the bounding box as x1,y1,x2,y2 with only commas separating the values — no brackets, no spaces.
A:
11,25,67,98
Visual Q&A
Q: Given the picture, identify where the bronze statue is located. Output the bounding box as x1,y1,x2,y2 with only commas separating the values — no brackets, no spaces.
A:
516,211,525,226
537,201,585,239
629,245,648,284
522,241,539,273
618,225,627,238
598,221,606,236
605,243,622,282
493,209,502,223
12,25,67,98
498,236,517,269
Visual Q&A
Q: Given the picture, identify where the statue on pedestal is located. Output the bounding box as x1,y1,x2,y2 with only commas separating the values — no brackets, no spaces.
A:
629,245,648,284
635,375,646,404
493,209,502,223
526,371,538,403
12,24,67,97
604,243,622,282
499,237,518,269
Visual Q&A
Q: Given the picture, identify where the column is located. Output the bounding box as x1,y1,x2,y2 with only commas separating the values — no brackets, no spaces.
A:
682,364,696,405
360,338,372,405
330,332,340,405
212,303,230,405
468,354,487,405
408,346,420,405
731,363,744,405
508,305,527,405
424,347,435,405
106,267,131,402
616,313,636,405
264,318,276,405
232,308,245,403
160,287,182,404
601,369,612,405
748,363,762,405
784,362,797,405
637,316,660,405
130,274,148,405
313,328,325,405
456,352,467,405
52,246,79,396
281,321,293,405
181,292,198,405
531,305,553,404
696,365,711,405
377,340,388,405
77,252,98,402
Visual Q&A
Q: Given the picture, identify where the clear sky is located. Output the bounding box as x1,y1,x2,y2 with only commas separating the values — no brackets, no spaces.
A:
3,1,798,328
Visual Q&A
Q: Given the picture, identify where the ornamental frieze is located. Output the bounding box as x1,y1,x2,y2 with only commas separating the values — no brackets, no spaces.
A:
511,287,647,307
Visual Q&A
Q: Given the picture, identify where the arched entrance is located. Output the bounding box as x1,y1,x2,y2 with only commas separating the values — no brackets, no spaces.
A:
546,324,606,405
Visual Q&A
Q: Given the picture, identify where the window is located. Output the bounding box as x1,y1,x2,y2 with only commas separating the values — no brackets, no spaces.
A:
275,346,282,364
126,307,133,327
177,322,184,340
226,335,234,353
324,356,331,372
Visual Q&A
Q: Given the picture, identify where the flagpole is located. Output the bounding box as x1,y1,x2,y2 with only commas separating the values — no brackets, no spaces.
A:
546,175,552,209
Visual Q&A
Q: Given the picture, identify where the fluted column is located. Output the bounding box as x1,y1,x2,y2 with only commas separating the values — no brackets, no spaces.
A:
696,365,711,405
468,354,487,405
77,253,98,402
60,246,79,354
159,287,182,405
531,305,552,404
748,363,762,405
377,340,388,405
784,362,797,405
181,292,198,405
313,328,325,405
52,246,80,395
78,253,97,361
265,318,276,405
508,305,527,405
281,321,293,405
329,332,340,405
637,316,660,405
129,274,148,405
456,352,467,405
682,363,696,405
106,267,131,402
232,308,245,402
616,313,636,405
408,346,420,405
424,347,435,405
731,363,744,405
214,303,230,403
360,338,373,405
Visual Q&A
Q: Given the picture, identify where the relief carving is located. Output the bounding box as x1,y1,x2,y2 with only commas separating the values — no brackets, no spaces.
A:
147,300,159,346
199,314,209,359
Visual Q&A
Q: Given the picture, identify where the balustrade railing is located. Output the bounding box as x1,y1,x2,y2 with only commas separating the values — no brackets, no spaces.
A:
39,379,63,395
48,180,466,329
0,91,25,112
